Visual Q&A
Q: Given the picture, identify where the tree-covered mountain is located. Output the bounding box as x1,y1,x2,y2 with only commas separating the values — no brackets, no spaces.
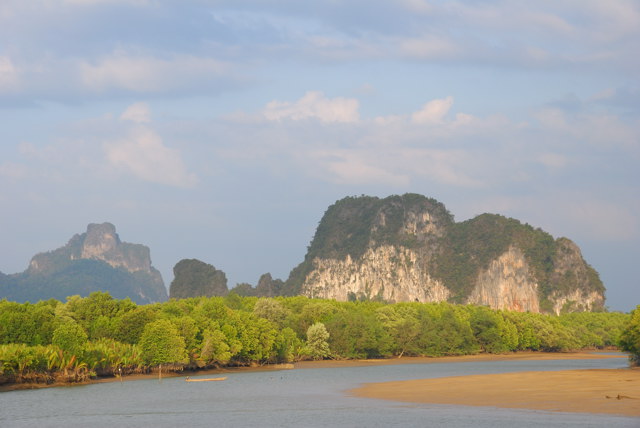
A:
285,194,605,314
0,223,167,304
169,259,228,299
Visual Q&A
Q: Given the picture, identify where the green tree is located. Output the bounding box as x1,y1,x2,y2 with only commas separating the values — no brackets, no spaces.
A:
377,304,421,357
139,319,188,366
469,307,518,353
199,326,232,365
113,306,157,344
51,320,88,355
619,305,640,366
253,298,289,328
306,322,330,360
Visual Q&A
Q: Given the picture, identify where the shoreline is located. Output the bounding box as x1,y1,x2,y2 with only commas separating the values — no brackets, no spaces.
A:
0,351,624,393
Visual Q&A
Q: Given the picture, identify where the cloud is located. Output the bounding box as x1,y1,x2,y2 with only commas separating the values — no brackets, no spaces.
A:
105,127,197,188
325,156,410,187
535,107,638,148
263,91,360,123
120,102,151,123
79,51,231,94
0,56,20,93
399,36,461,60
0,162,28,179
537,152,567,169
411,96,454,124
104,104,197,188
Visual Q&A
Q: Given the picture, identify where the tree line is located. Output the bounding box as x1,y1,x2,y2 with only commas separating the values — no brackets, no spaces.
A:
0,292,635,386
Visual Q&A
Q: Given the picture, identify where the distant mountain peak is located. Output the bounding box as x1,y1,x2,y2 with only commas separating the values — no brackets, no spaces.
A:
2,222,167,304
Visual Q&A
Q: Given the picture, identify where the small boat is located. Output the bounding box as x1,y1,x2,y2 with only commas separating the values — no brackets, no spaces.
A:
185,376,227,382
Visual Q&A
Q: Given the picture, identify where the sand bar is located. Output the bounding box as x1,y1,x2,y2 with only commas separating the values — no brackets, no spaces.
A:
350,367,640,417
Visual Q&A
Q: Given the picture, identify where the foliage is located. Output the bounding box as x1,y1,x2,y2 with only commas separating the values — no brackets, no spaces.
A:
305,322,330,360
138,319,188,366
51,320,88,355
619,305,640,366
253,298,290,328
0,293,632,387
284,194,453,295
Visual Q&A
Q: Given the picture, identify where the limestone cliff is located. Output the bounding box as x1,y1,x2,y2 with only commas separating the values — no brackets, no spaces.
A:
287,194,605,314
304,245,450,302
1,223,167,304
29,223,155,275
467,247,540,312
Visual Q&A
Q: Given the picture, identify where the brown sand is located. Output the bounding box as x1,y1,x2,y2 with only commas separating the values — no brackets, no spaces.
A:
350,367,640,417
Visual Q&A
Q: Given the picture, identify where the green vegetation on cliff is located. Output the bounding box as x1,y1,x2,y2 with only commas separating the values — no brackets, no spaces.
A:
286,194,605,310
169,259,229,299
285,194,453,295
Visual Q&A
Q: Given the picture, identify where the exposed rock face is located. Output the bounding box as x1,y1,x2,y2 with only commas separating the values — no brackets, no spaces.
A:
546,238,605,314
304,246,450,302
288,194,606,314
30,223,155,275
2,223,167,304
467,247,540,312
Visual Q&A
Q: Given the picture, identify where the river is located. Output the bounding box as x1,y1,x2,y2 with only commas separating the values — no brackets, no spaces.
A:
1,355,637,427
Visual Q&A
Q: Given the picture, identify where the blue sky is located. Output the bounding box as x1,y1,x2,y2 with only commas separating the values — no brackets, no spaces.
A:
1,0,638,311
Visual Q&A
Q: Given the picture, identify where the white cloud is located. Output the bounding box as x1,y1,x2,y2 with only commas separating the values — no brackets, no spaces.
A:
537,152,567,168
0,162,28,179
535,107,638,148
327,159,410,186
104,126,197,188
80,51,229,93
411,96,454,124
263,91,360,123
0,56,20,92
120,102,151,123
399,36,461,59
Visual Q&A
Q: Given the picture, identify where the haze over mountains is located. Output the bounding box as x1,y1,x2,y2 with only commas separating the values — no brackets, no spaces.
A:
1,194,605,314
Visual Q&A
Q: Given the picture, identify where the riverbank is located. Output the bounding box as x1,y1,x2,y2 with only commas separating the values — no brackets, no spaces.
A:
350,361,640,417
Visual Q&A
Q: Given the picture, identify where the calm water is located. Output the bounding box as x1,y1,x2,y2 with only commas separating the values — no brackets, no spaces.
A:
1,355,637,427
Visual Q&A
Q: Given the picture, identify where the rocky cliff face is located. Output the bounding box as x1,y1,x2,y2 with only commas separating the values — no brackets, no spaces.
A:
29,223,154,275
289,194,605,314
546,238,605,314
3,223,167,304
467,247,540,312
304,245,450,302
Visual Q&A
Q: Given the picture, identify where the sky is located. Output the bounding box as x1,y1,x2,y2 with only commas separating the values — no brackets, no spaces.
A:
0,1,638,312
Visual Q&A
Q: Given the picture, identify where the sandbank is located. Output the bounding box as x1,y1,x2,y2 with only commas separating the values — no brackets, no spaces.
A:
350,366,640,417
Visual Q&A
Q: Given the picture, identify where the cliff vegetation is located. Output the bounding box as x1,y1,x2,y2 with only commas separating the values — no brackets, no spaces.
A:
289,194,605,314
